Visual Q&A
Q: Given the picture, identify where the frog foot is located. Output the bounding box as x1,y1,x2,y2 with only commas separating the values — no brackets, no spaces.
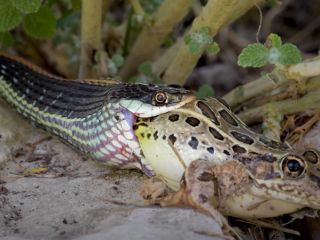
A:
139,177,171,203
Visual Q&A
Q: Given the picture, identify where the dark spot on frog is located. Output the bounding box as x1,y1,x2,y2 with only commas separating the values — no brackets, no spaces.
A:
162,135,166,140
209,127,224,140
153,131,158,140
133,125,139,130
114,115,120,121
232,145,247,154
185,117,200,127
219,109,238,127
140,133,145,138
197,101,220,126
230,131,254,145
197,172,215,181
188,136,199,149
223,150,230,156
168,114,179,122
198,194,208,203
147,133,151,139
207,147,214,154
169,134,177,145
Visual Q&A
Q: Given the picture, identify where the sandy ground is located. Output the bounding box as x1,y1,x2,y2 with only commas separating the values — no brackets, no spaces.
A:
0,101,225,240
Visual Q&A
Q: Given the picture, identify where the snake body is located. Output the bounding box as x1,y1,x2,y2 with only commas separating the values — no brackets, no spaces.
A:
0,54,194,173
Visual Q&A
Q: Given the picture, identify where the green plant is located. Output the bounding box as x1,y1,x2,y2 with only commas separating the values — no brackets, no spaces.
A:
0,0,57,43
238,33,301,68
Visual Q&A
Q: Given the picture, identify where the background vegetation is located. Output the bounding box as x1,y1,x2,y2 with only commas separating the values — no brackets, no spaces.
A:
0,0,319,141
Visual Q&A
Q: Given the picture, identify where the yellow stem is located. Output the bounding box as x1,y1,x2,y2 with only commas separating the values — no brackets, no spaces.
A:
119,0,192,80
78,0,103,79
162,0,261,85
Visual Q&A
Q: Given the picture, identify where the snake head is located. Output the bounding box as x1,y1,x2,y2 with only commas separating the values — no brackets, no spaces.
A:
118,84,195,117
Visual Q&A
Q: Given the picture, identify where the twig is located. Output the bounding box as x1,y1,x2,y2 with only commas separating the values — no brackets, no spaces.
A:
237,90,320,124
223,68,288,108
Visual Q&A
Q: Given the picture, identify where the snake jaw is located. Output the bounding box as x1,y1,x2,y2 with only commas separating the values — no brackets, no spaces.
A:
119,94,195,118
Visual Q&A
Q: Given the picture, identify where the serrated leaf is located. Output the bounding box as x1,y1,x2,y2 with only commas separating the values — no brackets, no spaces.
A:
0,1,23,32
138,62,153,76
238,43,269,68
9,0,41,14
0,32,14,47
23,6,56,39
268,33,282,48
207,42,220,55
195,84,214,98
278,43,302,65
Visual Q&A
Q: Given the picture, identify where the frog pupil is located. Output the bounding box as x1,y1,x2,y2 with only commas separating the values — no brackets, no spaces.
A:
287,160,301,172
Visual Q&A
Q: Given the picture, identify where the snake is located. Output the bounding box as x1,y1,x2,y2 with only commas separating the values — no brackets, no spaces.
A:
0,53,195,175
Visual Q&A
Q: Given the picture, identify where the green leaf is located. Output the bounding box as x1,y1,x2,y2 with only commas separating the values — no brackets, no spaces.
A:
0,32,14,47
138,61,153,76
268,33,282,48
195,84,214,98
238,43,269,68
207,42,220,55
23,6,56,39
0,1,23,32
9,0,41,14
184,27,212,54
278,43,302,65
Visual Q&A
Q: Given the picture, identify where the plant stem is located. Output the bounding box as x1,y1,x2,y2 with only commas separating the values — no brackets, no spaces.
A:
224,57,320,108
78,0,103,79
262,105,283,140
223,68,288,108
237,90,320,124
129,0,146,16
162,0,260,85
119,0,192,80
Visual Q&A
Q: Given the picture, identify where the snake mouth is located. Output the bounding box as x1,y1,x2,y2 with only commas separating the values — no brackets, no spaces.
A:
119,94,195,118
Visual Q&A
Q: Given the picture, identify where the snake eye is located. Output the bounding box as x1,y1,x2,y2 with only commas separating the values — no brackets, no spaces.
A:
281,155,306,178
153,91,168,106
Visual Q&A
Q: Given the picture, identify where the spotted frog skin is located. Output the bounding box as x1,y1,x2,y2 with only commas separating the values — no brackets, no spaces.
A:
134,98,320,219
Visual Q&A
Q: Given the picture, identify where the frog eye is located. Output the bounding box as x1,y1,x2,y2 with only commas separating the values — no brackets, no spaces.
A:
281,155,306,178
303,149,319,164
153,91,168,106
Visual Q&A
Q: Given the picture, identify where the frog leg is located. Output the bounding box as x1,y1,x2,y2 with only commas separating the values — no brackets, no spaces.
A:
158,160,239,239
